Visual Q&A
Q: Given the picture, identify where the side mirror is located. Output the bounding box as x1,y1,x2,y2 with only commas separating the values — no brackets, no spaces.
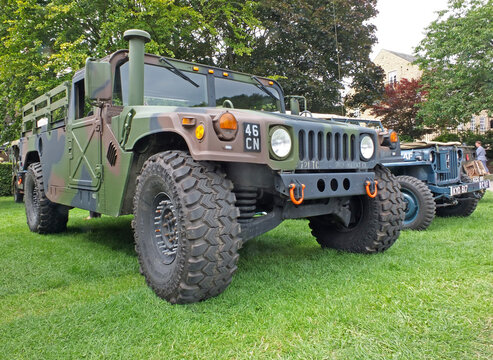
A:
85,58,112,101
290,98,300,116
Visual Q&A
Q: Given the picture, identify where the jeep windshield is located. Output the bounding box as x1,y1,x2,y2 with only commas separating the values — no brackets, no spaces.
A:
113,62,282,112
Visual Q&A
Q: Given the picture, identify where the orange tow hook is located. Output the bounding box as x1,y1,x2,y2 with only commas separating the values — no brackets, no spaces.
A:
289,183,306,205
365,180,378,198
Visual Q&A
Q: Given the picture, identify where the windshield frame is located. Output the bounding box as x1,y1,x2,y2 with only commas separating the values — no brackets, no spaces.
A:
112,53,286,112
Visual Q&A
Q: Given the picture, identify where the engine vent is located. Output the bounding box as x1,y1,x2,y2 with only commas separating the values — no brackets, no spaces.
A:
106,142,117,166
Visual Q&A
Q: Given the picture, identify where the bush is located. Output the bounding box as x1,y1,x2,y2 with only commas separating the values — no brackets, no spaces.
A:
433,133,461,143
0,162,12,196
433,130,493,158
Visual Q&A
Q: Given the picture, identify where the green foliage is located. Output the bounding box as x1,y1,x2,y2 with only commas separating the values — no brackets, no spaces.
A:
434,130,493,158
228,0,382,113
0,163,12,196
0,196,492,358
370,78,431,140
415,0,493,129
433,132,461,143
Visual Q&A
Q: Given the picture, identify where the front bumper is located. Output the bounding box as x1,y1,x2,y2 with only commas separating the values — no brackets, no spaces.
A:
275,171,375,200
429,179,490,196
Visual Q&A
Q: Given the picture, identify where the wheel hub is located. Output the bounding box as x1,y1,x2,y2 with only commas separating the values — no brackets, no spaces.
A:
402,190,419,225
153,195,178,265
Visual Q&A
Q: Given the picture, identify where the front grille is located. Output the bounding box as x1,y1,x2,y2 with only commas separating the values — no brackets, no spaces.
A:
437,149,459,184
298,130,358,162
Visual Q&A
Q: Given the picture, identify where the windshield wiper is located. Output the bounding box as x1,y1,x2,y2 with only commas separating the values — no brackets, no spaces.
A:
251,76,277,100
159,57,200,88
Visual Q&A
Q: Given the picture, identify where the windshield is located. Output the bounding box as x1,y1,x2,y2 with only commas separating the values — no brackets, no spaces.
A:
215,77,281,112
114,63,208,107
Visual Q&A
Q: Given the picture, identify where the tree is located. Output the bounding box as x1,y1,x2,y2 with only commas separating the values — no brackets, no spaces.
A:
371,78,431,140
414,0,493,130
233,0,382,114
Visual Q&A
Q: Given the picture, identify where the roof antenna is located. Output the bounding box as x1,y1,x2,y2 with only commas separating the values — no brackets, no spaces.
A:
332,2,344,116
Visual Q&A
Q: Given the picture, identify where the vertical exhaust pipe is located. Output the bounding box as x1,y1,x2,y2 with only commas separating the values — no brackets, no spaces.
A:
123,29,151,106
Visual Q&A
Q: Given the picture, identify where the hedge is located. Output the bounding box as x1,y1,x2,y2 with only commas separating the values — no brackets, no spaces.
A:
0,162,12,196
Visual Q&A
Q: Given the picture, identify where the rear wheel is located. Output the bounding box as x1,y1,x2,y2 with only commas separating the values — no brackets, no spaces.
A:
397,176,435,230
24,163,69,233
308,165,405,253
133,151,241,304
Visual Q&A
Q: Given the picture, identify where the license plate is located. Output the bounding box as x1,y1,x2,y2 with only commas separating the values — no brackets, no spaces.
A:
244,123,261,152
479,180,490,189
450,185,469,195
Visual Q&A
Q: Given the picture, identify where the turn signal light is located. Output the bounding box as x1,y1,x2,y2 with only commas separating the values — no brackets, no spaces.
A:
182,117,196,126
223,72,229,77
208,69,214,74
219,113,237,130
390,131,398,143
18,178,22,185
193,66,199,71
195,124,205,140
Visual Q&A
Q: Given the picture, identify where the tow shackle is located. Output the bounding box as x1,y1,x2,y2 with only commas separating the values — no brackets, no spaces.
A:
365,180,378,198
289,183,306,205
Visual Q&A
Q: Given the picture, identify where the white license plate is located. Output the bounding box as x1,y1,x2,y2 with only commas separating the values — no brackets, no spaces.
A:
450,185,469,195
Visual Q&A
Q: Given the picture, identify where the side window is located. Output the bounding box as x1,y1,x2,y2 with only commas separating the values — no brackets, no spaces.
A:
74,79,93,119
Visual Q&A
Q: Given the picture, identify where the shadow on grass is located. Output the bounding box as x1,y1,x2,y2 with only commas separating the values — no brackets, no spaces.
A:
65,214,136,257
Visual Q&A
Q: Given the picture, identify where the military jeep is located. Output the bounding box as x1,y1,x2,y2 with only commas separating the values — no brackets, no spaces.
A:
384,141,489,230
18,30,404,304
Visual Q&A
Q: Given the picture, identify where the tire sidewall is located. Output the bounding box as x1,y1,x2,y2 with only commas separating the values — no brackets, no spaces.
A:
24,166,40,231
134,163,188,297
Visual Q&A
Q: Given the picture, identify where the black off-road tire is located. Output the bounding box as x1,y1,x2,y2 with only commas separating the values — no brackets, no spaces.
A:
397,175,435,230
133,151,241,304
24,163,69,234
436,176,480,217
308,165,405,253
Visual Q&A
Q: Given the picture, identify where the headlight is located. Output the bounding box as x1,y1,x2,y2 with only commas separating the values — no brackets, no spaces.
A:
270,127,292,159
360,135,375,160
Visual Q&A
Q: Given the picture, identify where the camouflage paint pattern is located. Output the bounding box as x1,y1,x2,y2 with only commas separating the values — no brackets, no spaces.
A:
19,33,400,217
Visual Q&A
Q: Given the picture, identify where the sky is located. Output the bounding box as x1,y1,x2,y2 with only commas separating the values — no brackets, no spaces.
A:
370,0,450,59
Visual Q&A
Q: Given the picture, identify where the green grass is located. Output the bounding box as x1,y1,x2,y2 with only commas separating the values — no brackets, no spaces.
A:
0,195,492,360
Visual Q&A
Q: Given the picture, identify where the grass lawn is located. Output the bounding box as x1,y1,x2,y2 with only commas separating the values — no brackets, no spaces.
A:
0,194,492,360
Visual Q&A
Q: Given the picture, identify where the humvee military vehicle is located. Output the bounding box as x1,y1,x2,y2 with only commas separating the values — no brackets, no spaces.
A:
384,142,489,230
18,30,404,304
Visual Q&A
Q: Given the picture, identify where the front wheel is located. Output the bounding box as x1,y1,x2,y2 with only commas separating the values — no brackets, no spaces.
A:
309,165,405,253
133,151,241,304
397,175,435,230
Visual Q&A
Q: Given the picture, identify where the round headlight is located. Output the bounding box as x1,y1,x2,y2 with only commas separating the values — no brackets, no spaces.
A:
271,127,292,159
360,135,375,160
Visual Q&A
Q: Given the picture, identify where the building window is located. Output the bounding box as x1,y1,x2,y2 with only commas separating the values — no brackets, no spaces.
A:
480,116,486,133
388,71,397,85
470,116,476,131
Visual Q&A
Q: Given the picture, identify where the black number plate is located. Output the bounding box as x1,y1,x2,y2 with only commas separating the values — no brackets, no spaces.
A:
244,123,261,152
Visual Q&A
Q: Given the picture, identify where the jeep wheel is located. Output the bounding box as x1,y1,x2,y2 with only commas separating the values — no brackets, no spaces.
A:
436,177,479,217
133,151,241,304
397,176,435,230
308,165,405,253
24,163,69,233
